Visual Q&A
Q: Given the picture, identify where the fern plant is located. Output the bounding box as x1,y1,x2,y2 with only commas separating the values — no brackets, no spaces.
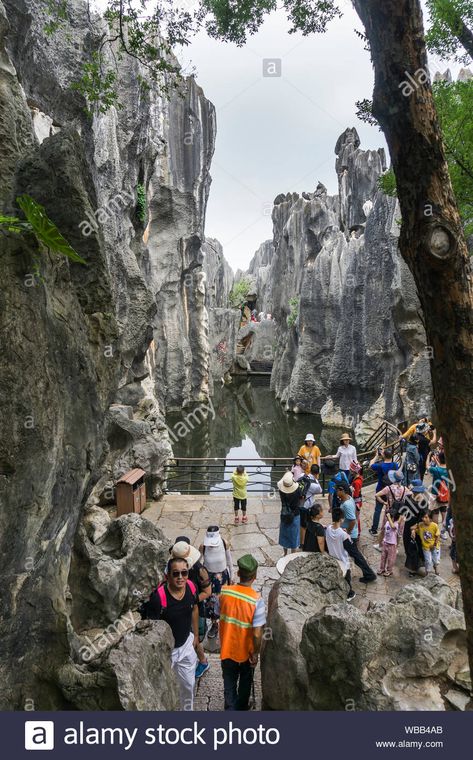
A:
0,194,86,265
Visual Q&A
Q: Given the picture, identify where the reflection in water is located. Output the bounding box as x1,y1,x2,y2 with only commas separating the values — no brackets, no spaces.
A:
166,377,351,493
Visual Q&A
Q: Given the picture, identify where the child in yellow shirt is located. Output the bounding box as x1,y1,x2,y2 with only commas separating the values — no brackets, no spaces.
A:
412,512,441,575
231,465,249,525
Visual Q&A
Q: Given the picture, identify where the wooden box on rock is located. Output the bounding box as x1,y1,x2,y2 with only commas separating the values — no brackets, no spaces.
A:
116,469,147,516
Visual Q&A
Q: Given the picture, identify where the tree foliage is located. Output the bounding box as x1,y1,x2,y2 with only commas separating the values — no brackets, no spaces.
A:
44,0,198,114
434,77,473,236
229,277,252,308
372,78,473,239
426,0,473,62
287,296,299,327
201,0,341,43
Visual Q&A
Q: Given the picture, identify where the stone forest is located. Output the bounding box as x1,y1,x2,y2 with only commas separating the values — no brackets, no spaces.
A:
0,0,472,714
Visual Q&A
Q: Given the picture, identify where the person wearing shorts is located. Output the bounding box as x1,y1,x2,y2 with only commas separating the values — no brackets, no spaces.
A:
231,465,249,525
413,512,441,574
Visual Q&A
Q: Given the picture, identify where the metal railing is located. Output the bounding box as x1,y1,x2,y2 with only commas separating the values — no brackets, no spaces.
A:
163,421,404,495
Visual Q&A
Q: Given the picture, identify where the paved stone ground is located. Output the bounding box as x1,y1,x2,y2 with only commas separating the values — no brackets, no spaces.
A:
143,486,461,711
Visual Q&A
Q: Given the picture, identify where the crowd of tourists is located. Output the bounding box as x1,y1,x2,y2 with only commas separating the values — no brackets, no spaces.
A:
276,420,457,599
140,526,265,712
138,417,456,712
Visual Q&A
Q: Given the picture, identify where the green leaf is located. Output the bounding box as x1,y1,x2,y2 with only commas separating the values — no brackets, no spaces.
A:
16,195,87,265
0,215,31,234
0,215,21,224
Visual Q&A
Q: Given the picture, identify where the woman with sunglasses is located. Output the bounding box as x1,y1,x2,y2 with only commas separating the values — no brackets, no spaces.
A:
144,556,200,710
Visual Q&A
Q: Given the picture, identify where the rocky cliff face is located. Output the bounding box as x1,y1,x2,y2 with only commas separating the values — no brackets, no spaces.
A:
0,0,214,708
244,128,433,438
202,237,240,380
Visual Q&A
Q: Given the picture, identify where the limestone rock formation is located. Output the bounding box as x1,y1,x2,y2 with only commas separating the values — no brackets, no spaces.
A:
69,511,169,631
244,128,432,437
262,563,469,711
203,238,234,309
59,619,179,711
203,238,240,379
0,0,214,708
243,239,275,314
261,554,348,710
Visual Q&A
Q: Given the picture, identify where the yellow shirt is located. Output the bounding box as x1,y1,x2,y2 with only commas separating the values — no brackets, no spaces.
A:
231,471,249,499
404,421,434,440
298,444,321,471
416,522,440,550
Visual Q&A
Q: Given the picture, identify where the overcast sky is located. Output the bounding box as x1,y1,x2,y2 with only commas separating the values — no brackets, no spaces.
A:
94,1,452,271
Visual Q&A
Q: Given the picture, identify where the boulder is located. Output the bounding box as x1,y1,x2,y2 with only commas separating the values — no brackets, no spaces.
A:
261,572,469,711
69,512,169,631
261,554,347,710
59,620,179,711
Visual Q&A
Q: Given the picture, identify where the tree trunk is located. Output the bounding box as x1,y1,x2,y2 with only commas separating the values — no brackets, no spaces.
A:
353,0,473,690
456,18,473,59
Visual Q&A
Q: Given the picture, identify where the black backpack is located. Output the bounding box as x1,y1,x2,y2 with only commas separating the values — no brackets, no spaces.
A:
389,486,407,515
297,474,313,500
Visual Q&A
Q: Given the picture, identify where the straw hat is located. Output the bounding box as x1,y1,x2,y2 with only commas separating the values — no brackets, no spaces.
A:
340,433,352,442
171,541,201,569
277,472,299,494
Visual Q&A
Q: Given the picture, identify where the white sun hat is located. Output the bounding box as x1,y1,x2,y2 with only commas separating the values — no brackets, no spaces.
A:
171,541,201,569
277,472,299,494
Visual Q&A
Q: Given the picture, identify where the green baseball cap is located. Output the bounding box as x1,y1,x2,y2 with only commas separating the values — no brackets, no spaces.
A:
237,554,258,574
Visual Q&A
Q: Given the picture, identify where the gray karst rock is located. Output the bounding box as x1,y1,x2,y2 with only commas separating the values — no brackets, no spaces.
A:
262,569,468,711
203,238,240,379
69,512,169,631
0,0,215,708
242,128,432,435
59,620,179,711
203,238,234,309
245,240,275,314
261,554,348,710
208,308,241,379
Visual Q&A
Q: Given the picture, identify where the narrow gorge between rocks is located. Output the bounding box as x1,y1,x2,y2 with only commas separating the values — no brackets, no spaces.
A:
0,0,470,714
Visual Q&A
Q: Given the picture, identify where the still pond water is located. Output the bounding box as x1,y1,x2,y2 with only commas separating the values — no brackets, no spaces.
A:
166,378,351,494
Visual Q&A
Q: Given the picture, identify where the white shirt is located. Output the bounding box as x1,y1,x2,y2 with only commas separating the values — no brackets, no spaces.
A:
337,444,357,471
303,477,323,509
325,525,351,573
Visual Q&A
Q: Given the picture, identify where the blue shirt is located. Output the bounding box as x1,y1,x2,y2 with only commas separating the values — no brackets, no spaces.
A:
342,496,358,539
371,461,399,492
428,465,449,496
328,470,349,495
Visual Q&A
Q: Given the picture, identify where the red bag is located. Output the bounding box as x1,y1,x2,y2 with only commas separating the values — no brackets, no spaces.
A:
437,481,450,504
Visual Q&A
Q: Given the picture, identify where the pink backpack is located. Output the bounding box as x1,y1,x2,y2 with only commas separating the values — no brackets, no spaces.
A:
157,580,196,607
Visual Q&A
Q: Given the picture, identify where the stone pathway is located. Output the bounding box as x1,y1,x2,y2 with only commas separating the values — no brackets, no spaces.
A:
143,487,461,710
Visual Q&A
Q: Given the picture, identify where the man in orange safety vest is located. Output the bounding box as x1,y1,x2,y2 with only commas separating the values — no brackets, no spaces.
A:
218,554,266,710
